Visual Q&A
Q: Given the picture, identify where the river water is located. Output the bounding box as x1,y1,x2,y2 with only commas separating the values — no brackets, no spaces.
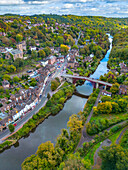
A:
0,34,113,170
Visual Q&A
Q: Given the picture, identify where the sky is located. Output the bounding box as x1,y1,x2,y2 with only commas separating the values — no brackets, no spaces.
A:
0,0,128,17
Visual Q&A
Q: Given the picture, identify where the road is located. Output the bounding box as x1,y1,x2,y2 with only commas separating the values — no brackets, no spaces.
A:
93,139,112,167
116,126,128,144
0,60,67,142
75,31,81,45
93,125,128,167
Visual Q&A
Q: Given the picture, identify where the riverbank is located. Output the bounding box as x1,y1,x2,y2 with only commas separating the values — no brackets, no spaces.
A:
0,83,75,152
21,88,100,169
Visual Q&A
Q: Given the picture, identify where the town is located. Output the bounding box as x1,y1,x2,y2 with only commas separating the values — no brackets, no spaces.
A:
0,14,127,170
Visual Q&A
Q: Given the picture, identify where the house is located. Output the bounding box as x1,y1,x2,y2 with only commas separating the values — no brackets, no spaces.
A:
48,56,56,65
49,65,56,72
10,49,23,60
2,80,10,89
57,55,64,63
20,41,26,51
121,66,128,74
29,46,37,51
41,59,48,67
0,115,13,131
5,52,11,59
102,90,112,97
49,47,54,53
0,32,6,36
119,85,128,95
67,59,75,68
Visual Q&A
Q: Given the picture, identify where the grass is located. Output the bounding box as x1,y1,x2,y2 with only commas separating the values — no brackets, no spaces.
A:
84,142,101,164
90,112,128,122
84,126,127,165
108,127,126,144
66,69,73,75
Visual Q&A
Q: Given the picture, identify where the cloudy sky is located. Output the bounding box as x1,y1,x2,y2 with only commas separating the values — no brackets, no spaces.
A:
0,0,128,17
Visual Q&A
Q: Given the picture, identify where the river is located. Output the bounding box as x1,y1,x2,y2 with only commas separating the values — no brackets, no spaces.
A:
0,34,113,170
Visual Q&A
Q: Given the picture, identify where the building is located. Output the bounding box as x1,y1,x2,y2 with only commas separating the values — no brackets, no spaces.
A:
41,59,48,67
48,56,56,65
2,80,10,89
102,90,112,97
16,43,23,52
119,85,128,95
57,55,64,63
29,46,37,51
10,49,23,60
67,59,75,68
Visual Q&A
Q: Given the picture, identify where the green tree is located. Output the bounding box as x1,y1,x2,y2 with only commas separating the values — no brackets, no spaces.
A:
14,58,24,69
60,44,69,55
58,153,91,170
99,145,128,170
13,76,19,83
3,74,11,81
6,65,16,73
47,93,51,100
117,99,127,112
110,83,120,94
31,50,37,58
101,96,111,102
38,50,46,58
44,46,51,56
8,124,15,133
97,101,112,114
16,34,23,43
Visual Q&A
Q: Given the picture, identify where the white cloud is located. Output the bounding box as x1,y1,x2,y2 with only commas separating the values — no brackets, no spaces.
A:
28,1,49,4
63,4,74,8
0,0,25,4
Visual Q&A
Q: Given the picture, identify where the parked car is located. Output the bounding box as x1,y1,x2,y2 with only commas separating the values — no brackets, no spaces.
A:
27,70,32,73
14,123,17,127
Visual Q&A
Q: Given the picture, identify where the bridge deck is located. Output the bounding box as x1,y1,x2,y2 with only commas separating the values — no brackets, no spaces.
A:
61,74,112,87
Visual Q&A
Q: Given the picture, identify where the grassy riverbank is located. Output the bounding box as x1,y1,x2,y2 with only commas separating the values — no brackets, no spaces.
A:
21,88,100,169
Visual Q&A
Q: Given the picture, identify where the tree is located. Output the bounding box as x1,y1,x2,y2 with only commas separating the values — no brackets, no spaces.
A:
99,145,128,170
57,36,64,46
60,44,69,55
67,114,83,133
31,50,37,58
13,76,19,83
38,50,46,58
101,96,111,102
36,141,57,169
6,65,16,73
111,102,119,114
47,93,51,100
71,45,78,49
59,98,65,104
30,78,37,87
117,99,127,112
58,153,91,170
3,74,11,81
8,124,15,133
14,58,24,69
110,83,120,94
16,34,23,43
44,47,51,56
97,101,112,114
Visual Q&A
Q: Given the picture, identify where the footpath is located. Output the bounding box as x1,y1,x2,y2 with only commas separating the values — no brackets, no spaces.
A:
77,89,102,148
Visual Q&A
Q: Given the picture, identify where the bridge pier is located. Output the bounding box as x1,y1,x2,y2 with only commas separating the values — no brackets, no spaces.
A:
96,82,99,89
65,77,73,84
104,85,107,90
